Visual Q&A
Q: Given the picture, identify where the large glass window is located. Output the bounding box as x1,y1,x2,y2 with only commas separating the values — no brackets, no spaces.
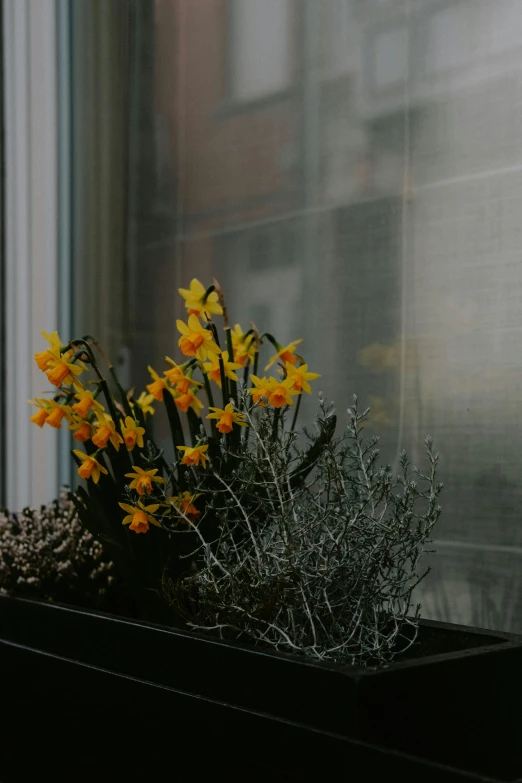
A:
69,0,522,633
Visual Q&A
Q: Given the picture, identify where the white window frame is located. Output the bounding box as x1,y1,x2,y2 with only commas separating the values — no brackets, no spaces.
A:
4,0,59,509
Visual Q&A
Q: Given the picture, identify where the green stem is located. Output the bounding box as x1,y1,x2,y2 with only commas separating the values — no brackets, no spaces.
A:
187,408,202,447
290,394,302,433
163,390,186,490
261,333,280,350
163,389,185,452
218,354,228,406
225,329,237,405
202,284,215,303
241,364,250,410
109,366,133,417
202,372,215,408
206,322,228,404
69,339,121,427
202,372,218,438
272,408,280,441
206,322,221,349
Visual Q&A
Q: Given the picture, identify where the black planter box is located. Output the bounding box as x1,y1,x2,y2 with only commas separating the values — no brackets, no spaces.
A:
1,595,522,782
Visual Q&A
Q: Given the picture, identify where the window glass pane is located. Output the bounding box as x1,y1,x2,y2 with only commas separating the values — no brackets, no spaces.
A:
75,0,522,633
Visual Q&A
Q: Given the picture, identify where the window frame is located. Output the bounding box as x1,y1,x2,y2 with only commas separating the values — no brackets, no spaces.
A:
3,0,60,509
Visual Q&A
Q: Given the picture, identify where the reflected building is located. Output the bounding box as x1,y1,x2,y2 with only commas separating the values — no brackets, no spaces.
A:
120,0,522,632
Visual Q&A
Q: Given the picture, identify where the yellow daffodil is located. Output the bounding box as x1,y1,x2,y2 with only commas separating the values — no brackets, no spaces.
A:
34,351,54,371
34,330,63,371
73,450,108,484
71,389,103,418
265,338,303,371
29,398,50,427
119,501,161,534
92,412,124,451
121,416,146,451
174,390,205,414
134,391,155,416
164,364,188,391
284,362,320,394
178,278,223,317
177,315,221,362
125,466,166,496
30,407,49,427
68,417,93,443
146,366,169,401
206,403,247,434
168,491,202,524
46,349,85,388
45,400,73,429
248,375,271,407
231,324,257,367
164,357,203,394
42,330,63,352
177,444,209,468
46,408,67,429
267,377,300,409
202,351,241,388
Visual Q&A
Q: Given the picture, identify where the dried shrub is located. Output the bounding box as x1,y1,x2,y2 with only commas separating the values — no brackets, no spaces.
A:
166,395,442,666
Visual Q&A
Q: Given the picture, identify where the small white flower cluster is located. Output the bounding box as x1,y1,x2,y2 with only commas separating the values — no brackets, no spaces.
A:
0,489,116,606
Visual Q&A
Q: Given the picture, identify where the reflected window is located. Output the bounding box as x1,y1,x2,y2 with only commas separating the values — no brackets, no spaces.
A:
229,0,292,101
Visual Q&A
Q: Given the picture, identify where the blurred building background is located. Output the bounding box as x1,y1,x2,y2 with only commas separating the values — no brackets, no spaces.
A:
4,0,522,632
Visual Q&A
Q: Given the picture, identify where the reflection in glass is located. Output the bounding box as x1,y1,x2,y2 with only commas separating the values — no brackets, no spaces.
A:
75,0,522,633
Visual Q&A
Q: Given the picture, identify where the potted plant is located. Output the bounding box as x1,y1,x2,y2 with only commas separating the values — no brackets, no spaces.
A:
2,279,522,781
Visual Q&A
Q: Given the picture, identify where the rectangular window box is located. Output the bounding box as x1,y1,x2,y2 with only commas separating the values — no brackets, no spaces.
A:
1,595,522,781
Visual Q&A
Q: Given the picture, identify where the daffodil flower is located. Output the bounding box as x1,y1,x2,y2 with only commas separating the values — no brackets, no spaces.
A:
176,315,221,362
267,377,300,409
146,366,169,401
265,338,303,371
42,330,63,352
119,501,161,534
46,349,85,388
284,362,320,394
174,390,205,414
92,412,124,451
68,417,93,443
178,278,223,317
30,408,49,427
71,389,104,418
202,351,241,388
168,491,202,523
206,403,247,434
29,398,50,427
34,349,58,372
231,324,257,367
34,330,64,371
73,450,108,484
125,466,166,496
248,375,272,407
177,444,209,468
121,416,146,451
45,400,73,429
134,391,155,417
164,357,203,394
